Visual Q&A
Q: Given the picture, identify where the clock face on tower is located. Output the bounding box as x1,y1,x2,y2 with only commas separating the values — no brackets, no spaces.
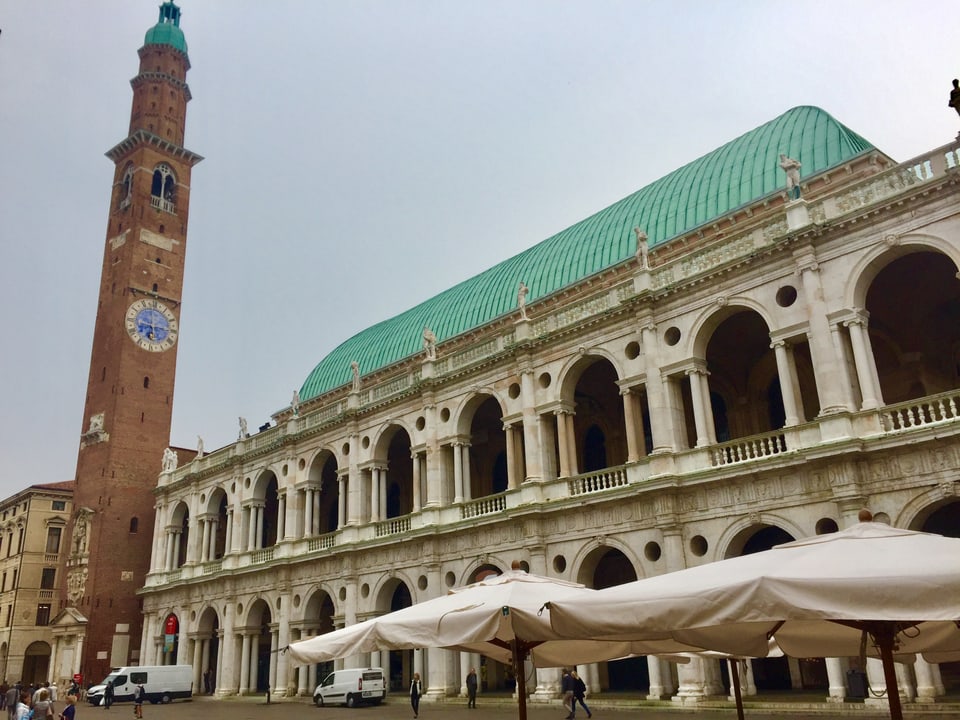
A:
125,298,178,352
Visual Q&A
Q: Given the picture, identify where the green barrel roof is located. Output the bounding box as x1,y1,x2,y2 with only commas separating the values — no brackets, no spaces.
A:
143,2,188,55
300,106,873,401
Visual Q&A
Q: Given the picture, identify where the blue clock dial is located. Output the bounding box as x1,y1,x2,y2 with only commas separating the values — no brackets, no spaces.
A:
135,308,170,342
125,299,178,352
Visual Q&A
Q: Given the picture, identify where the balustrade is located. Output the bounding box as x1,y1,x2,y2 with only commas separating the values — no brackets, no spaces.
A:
461,494,506,519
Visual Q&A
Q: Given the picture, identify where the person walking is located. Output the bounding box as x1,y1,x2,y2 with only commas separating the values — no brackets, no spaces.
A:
560,669,575,720
570,671,592,719
5,685,18,720
103,681,114,710
58,695,76,720
465,668,478,709
132,685,144,719
14,691,30,720
409,672,422,719
33,689,54,720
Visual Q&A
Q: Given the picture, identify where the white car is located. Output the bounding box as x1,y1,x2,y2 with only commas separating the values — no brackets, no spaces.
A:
313,668,386,708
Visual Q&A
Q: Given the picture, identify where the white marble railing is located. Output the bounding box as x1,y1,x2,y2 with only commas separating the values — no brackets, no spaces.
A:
307,532,336,552
150,196,176,214
251,547,275,564
710,431,788,467
881,390,960,432
201,559,222,575
568,466,629,496
375,516,412,537
166,569,182,583
461,493,506,519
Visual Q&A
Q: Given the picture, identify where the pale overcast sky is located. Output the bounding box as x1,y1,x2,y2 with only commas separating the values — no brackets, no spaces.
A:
1,1,958,497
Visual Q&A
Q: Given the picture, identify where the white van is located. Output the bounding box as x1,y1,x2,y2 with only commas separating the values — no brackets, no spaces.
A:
87,665,193,705
313,667,386,707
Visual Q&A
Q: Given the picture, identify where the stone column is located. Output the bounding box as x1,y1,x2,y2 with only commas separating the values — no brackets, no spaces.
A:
200,518,211,563
771,341,802,426
461,444,472,501
337,473,347,528
304,489,314,536
639,318,676,452
621,387,640,462
192,636,203,691
519,364,543,481
225,509,235,555
564,413,579,476
647,656,666,698
914,658,938,702
411,451,422,511
276,492,286,541
370,468,381,523
555,411,571,478
453,443,464,503
238,633,251,695
686,368,712,448
825,656,847,701
794,248,850,413
504,424,518,489
254,503,265,550
283,486,297,540
844,316,881,409
270,626,280,694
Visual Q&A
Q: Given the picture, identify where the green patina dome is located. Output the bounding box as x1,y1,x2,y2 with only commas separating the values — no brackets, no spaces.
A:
144,2,188,55
300,106,874,401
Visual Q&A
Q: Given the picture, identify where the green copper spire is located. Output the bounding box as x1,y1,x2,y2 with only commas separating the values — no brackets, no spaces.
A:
144,1,188,56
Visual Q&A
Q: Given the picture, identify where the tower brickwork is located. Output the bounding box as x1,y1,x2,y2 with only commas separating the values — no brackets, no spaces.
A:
59,2,201,683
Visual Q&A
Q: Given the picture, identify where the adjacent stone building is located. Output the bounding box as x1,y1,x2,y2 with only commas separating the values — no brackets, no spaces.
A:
0,482,73,684
139,86,960,709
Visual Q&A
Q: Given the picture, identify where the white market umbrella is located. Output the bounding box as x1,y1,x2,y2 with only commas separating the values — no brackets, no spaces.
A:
547,519,960,720
286,566,701,720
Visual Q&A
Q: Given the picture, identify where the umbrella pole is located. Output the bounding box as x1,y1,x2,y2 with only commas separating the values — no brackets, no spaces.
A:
874,624,903,720
512,639,528,720
729,660,745,720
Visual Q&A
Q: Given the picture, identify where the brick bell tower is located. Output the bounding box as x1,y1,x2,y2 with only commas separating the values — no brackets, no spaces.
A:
57,2,201,684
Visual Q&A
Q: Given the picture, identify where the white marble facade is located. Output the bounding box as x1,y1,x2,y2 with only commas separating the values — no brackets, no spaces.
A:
141,138,960,705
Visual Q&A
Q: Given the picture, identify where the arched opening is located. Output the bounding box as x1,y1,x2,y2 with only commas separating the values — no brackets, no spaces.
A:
384,428,413,518
865,251,960,404
592,549,647,692
303,591,336,689
22,641,51,686
197,607,220,694
724,525,822,695
380,582,414,692
564,358,627,476
466,395,508,499
254,473,279,548
307,453,340,534
702,310,817,443
247,600,272,693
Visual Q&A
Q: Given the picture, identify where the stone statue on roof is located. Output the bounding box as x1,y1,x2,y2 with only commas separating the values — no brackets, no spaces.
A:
779,154,802,200
196,435,205,458
633,227,649,269
161,447,178,472
517,281,529,321
422,327,437,361
350,361,361,392
950,79,960,119
291,389,301,416
238,416,248,439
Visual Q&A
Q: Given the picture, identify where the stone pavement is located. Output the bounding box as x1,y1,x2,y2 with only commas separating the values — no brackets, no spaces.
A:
84,692,960,720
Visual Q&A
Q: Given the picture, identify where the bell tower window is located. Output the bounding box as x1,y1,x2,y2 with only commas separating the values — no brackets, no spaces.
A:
151,163,177,214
